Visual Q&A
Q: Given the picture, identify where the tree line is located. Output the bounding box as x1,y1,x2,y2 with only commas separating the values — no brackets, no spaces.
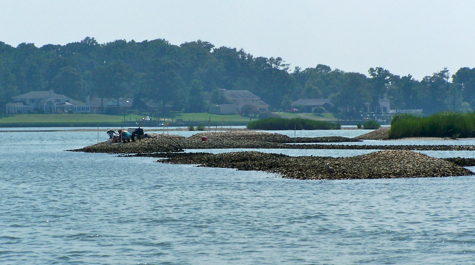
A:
1,37,474,118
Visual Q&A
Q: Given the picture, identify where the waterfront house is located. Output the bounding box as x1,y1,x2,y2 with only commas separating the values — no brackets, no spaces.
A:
292,98,333,112
209,89,269,114
5,90,90,114
89,97,134,114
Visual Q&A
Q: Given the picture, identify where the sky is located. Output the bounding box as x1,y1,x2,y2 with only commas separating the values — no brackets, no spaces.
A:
1,0,475,81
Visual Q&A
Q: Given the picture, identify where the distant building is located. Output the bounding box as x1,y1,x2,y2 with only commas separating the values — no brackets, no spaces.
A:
292,97,392,114
5,90,90,114
89,97,134,113
89,98,176,114
389,109,423,114
292,98,333,112
363,97,391,113
208,89,269,114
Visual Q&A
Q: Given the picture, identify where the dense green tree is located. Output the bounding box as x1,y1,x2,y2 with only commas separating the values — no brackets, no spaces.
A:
368,67,393,112
91,64,110,111
146,59,184,113
420,68,450,115
300,81,322,99
107,61,134,109
295,66,342,98
91,61,134,112
25,63,43,91
45,57,75,87
387,75,421,110
240,104,259,117
254,57,294,109
315,64,332,74
2,37,475,117
0,63,18,110
187,79,207,112
179,40,215,85
331,72,370,119
50,66,84,100
452,67,475,109
210,89,230,105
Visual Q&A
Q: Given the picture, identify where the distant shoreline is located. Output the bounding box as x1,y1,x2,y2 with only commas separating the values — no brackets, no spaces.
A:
0,126,365,133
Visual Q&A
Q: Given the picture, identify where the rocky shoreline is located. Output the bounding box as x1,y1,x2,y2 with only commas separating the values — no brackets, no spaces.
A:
72,130,475,180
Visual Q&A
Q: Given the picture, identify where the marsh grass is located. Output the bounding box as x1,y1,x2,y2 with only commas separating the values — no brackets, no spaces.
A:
389,112,475,139
247,117,340,130
363,120,380,129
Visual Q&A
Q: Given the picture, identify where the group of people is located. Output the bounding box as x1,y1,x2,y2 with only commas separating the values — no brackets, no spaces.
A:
107,129,132,143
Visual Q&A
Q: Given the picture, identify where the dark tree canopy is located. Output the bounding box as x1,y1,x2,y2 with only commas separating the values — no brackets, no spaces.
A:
0,37,472,116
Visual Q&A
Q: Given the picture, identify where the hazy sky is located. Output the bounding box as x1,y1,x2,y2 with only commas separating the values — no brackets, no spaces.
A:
1,0,475,80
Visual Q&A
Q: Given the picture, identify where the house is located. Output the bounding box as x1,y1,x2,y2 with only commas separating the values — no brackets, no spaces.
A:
209,103,239,115
363,97,391,113
143,99,173,113
89,97,134,113
5,90,90,114
208,89,269,114
293,97,392,114
292,98,333,112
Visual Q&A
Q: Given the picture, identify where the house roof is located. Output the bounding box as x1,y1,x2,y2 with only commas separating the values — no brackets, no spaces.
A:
13,90,87,106
223,90,260,100
67,98,89,107
56,102,74,106
6,102,29,107
13,90,68,100
292,98,333,106
89,97,134,108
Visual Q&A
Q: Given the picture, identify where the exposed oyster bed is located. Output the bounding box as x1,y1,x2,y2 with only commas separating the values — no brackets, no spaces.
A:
72,130,475,180
355,127,390,140
138,150,473,180
72,130,475,153
72,131,361,154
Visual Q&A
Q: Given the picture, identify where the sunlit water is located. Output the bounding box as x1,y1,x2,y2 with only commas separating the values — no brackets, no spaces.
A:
1,129,475,264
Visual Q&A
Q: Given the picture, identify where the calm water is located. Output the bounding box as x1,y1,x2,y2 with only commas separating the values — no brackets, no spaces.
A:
1,129,475,264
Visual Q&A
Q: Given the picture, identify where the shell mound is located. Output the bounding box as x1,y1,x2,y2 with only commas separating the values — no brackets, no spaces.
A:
71,131,358,153
355,127,390,140
333,150,471,179
74,134,185,153
159,150,473,180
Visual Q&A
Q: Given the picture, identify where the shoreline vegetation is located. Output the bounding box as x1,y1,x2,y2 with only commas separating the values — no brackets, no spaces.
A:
71,130,475,180
247,117,340,130
389,112,475,139
0,113,254,127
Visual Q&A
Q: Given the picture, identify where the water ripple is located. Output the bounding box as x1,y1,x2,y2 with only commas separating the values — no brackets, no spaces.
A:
2,130,475,264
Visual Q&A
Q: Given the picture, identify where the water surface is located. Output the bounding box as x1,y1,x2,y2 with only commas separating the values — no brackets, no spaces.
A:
1,129,475,264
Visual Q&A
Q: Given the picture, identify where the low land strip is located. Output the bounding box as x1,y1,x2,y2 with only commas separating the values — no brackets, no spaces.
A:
72,131,475,180
134,150,474,180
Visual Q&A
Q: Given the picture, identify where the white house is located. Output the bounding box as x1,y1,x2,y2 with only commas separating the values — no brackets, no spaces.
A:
5,90,90,114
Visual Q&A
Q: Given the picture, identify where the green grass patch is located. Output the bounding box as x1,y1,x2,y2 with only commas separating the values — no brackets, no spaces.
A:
174,113,251,123
0,113,251,127
389,112,475,139
247,117,340,130
0,112,336,127
0,114,144,126
273,112,337,121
